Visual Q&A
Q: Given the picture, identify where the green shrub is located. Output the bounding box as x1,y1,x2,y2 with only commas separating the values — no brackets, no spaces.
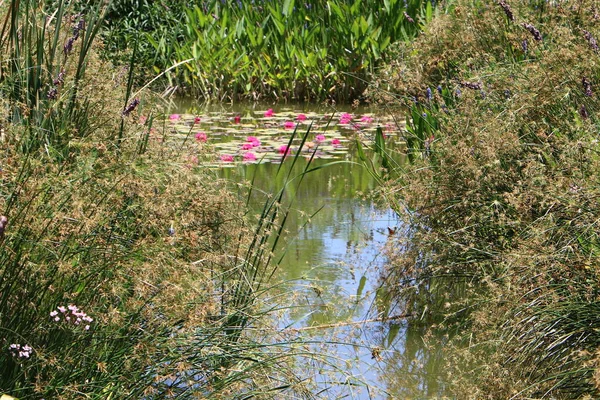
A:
374,0,600,397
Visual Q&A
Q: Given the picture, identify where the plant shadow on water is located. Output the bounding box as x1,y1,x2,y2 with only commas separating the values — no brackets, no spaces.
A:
167,102,459,398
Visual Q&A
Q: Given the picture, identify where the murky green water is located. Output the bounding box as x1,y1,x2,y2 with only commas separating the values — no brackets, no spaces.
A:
170,101,448,398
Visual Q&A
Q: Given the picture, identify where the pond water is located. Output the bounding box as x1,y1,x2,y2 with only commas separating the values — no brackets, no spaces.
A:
167,102,448,398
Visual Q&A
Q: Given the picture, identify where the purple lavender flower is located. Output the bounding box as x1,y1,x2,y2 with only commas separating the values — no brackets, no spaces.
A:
583,30,599,52
521,39,528,53
580,105,589,119
0,215,7,237
497,0,514,21
460,81,483,90
47,87,58,100
522,23,542,41
426,87,433,100
582,77,593,97
122,98,140,117
53,69,65,86
63,37,75,55
72,18,85,40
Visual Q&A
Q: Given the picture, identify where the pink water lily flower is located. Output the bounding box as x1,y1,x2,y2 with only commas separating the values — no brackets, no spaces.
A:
195,132,207,142
296,113,307,121
332,138,341,147
315,134,326,142
246,136,261,147
220,154,234,162
169,114,180,121
339,112,352,124
264,108,274,117
278,145,291,155
194,116,201,123
243,152,257,161
234,115,241,124
284,121,295,130
241,143,254,150
360,115,373,123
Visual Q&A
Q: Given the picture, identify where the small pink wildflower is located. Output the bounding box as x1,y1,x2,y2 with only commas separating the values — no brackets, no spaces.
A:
278,145,291,155
315,134,326,142
195,132,207,142
220,154,234,162
169,114,180,121
264,108,274,117
194,116,201,123
359,115,374,124
284,121,295,130
139,115,147,125
9,344,32,359
296,113,307,121
51,305,93,328
332,138,341,147
243,152,257,161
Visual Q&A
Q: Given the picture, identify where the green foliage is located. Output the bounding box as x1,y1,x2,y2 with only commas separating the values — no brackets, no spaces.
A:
0,0,108,157
373,0,600,397
102,0,434,102
0,1,337,397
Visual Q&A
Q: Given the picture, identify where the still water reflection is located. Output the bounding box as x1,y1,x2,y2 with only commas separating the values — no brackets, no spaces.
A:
175,102,447,398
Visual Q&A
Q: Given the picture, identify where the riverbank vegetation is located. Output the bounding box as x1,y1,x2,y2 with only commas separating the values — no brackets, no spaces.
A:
5,0,599,397
372,0,600,397
0,1,342,397
102,0,435,102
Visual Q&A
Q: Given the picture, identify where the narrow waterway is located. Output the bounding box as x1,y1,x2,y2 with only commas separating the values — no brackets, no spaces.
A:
169,102,448,398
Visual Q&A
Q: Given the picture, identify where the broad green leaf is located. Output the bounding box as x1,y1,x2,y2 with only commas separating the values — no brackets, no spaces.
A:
283,0,295,17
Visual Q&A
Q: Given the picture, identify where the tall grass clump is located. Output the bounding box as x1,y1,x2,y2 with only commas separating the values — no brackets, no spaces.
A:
104,0,437,102
369,0,600,397
0,1,340,398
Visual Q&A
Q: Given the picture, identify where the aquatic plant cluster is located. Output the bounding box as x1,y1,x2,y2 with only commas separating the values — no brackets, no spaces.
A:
102,0,436,102
371,0,600,397
166,107,402,165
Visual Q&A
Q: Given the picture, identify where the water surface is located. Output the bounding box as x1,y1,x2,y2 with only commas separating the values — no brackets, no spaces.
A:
171,101,448,398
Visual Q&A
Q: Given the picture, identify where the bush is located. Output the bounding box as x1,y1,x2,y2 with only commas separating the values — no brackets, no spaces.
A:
374,0,600,397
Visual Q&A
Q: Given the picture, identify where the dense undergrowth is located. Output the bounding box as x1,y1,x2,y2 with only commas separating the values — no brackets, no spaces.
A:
0,1,334,398
102,0,437,102
370,0,600,398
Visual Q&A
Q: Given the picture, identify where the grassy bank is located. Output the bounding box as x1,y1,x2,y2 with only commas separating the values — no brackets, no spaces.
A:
0,1,333,397
372,0,600,397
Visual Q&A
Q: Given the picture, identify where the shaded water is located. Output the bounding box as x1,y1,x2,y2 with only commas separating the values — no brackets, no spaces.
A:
170,102,448,398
